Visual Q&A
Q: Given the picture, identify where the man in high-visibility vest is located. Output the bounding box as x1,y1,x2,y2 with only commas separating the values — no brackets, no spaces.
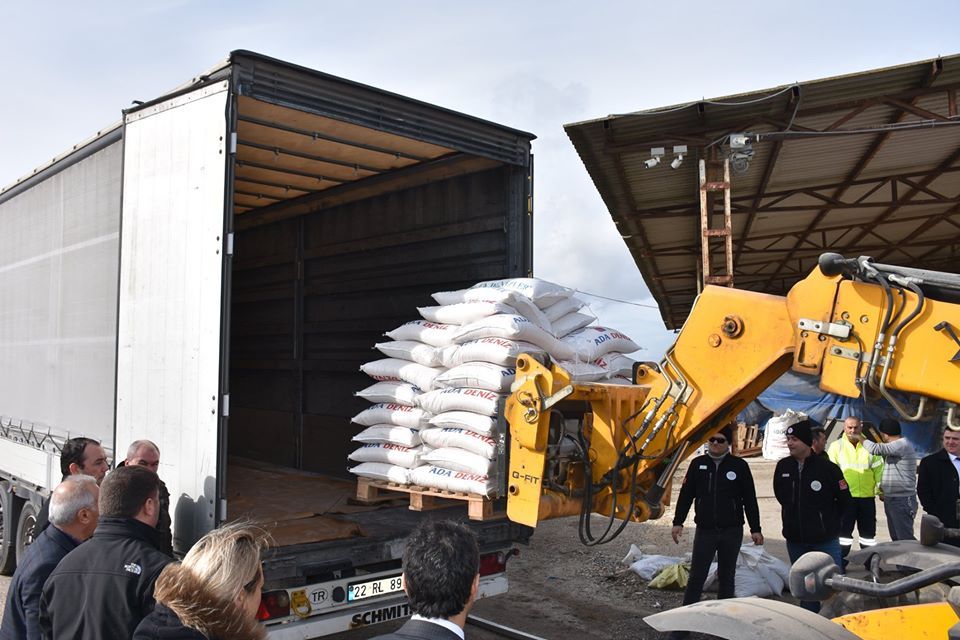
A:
828,416,884,558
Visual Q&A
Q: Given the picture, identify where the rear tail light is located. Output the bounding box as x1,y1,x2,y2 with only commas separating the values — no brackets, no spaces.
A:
257,590,291,621
479,549,518,577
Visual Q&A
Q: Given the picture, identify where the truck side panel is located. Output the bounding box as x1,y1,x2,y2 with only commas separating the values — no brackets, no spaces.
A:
0,140,121,444
116,82,230,552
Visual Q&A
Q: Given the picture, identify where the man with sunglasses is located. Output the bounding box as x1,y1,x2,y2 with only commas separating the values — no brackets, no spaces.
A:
671,425,763,612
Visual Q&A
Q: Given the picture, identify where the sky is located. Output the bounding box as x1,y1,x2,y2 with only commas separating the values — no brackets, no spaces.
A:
3,1,959,360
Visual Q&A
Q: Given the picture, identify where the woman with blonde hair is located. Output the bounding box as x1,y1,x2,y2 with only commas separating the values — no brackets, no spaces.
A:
134,522,270,640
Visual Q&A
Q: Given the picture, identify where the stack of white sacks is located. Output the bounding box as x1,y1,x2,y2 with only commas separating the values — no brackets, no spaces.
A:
348,278,642,498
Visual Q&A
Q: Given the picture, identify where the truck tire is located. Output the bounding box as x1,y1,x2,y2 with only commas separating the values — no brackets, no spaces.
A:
15,500,39,566
0,480,23,575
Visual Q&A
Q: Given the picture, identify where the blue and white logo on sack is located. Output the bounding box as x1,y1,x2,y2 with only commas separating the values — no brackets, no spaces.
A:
124,562,142,575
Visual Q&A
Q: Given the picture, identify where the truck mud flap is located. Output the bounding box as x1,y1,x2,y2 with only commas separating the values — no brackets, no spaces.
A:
848,540,960,575
644,597,860,640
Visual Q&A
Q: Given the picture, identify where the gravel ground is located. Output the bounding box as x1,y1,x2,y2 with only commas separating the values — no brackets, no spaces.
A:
1,459,913,639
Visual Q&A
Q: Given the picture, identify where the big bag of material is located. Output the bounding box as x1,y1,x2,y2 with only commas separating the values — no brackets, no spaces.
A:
560,326,640,361
420,447,494,475
360,358,444,392
427,288,552,331
352,425,422,448
762,409,806,460
348,443,423,468
409,465,496,497
438,277,573,309
417,301,518,326
428,411,497,436
351,403,431,429
551,311,596,338
433,362,516,393
374,341,442,368
349,462,411,484
444,337,546,368
452,315,575,360
543,295,586,322
355,381,422,406
416,387,503,416
385,320,458,347
419,427,498,458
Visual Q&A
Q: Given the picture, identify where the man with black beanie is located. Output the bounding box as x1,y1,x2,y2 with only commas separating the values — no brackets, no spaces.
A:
860,418,918,541
773,418,850,613
672,425,763,611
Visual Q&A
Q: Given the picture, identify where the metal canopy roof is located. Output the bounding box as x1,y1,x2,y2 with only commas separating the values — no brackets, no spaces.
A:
566,54,960,330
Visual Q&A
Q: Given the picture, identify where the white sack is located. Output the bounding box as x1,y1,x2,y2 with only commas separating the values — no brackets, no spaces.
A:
543,296,586,322
561,326,640,361
374,341,442,367
418,301,518,325
349,462,410,484
440,277,573,309
416,388,503,417
360,358,443,391
352,425,422,448
348,443,422,468
409,465,496,497
551,311,596,338
556,360,609,382
428,411,497,436
351,403,431,429
419,427,498,458
621,544,688,582
385,320,458,347
443,338,546,368
703,543,790,597
762,409,807,461
592,352,636,378
434,362,516,392
452,315,575,360
420,447,494,475
355,381,422,406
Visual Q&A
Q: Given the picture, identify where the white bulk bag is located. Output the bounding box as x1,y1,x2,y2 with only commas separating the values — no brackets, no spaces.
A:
351,403,431,429
419,427,497,458
433,362,516,393
418,301,518,325
444,338,546,368
374,341,442,368
385,320,458,347
352,425,422,448
349,462,410,484
543,296,586,322
561,326,640,361
355,381,422,406
762,409,807,460
348,443,423,468
551,311,596,338
416,388,503,417
452,315,575,360
428,411,497,436
360,358,443,391
409,465,496,497
420,447,494,475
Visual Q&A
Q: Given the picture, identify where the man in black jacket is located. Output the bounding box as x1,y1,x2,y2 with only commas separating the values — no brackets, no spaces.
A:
917,429,960,547
672,425,763,609
38,465,172,640
34,436,109,535
0,475,99,640
371,520,479,640
773,419,850,612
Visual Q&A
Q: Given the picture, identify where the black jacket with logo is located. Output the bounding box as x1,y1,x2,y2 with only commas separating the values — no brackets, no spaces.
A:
38,517,172,640
918,448,960,529
673,453,762,532
773,454,851,543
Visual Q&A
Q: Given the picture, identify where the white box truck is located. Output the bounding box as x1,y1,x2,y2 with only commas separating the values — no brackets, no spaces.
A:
0,50,534,637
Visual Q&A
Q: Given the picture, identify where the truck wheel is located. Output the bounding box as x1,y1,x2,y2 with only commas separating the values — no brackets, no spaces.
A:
15,501,39,565
0,481,23,575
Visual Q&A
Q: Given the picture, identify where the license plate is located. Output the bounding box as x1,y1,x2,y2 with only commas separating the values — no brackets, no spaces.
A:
347,574,405,602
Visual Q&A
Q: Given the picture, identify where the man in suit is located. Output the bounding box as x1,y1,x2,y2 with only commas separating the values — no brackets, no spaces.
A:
372,520,479,640
0,475,100,640
918,429,960,547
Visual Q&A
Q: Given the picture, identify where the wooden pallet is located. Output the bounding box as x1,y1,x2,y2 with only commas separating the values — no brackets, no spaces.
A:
734,423,762,457
355,478,504,521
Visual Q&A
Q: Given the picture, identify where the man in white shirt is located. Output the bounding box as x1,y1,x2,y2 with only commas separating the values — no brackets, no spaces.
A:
918,429,960,547
372,520,479,640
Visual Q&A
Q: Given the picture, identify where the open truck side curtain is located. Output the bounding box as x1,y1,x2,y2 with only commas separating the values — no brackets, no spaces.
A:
0,50,534,636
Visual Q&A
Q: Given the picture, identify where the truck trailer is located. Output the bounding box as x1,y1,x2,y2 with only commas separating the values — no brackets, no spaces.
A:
0,50,534,637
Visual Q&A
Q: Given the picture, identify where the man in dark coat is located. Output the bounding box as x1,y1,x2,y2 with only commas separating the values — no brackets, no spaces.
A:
773,419,850,612
0,476,99,640
371,520,479,640
671,425,763,608
39,465,172,640
918,429,960,546
118,439,174,557
34,437,109,535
